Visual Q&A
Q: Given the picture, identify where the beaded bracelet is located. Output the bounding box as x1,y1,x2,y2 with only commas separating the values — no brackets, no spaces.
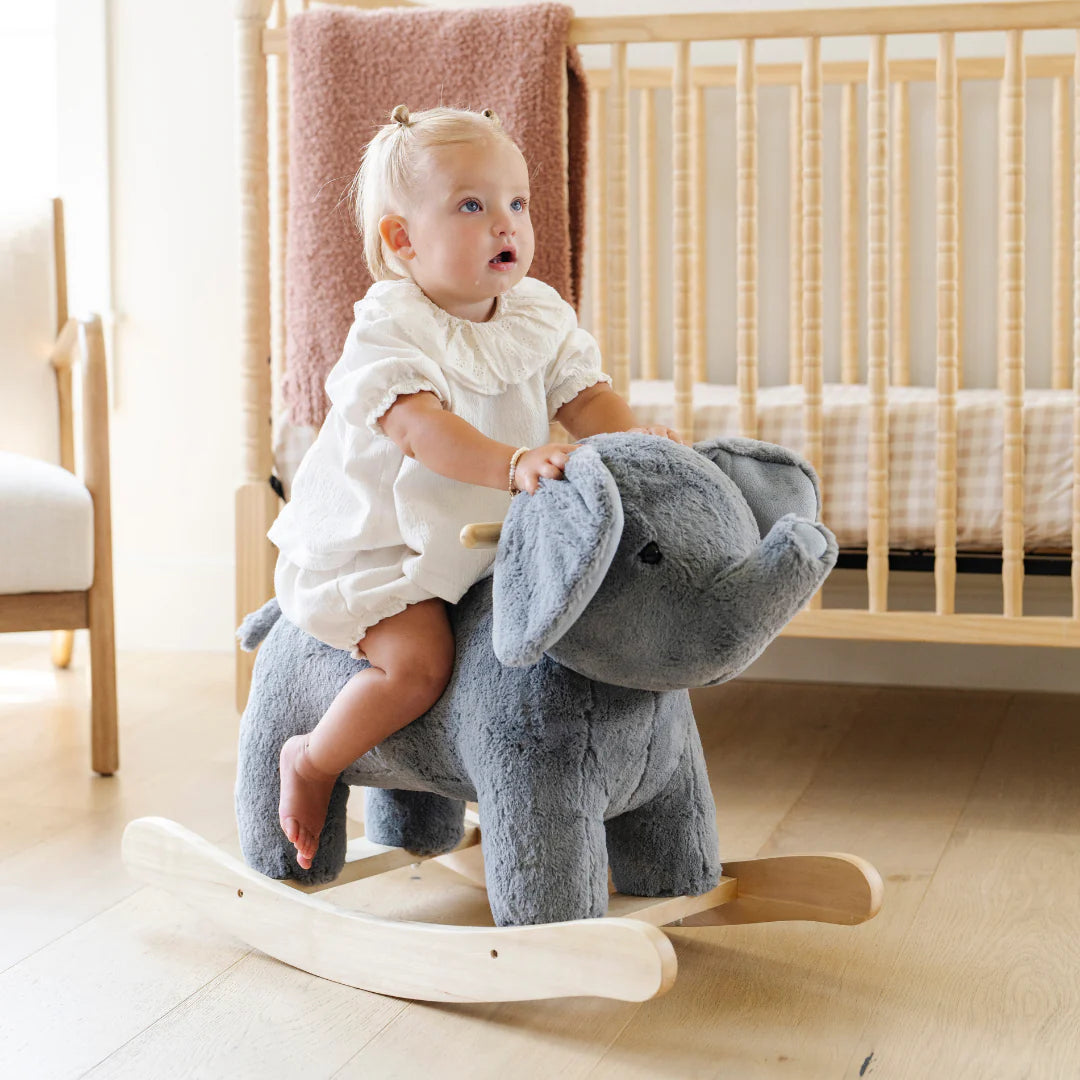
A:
508,446,529,495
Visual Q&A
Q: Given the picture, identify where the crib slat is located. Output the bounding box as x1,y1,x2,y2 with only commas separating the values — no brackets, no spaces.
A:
803,38,825,610
589,87,609,371
692,84,708,383
236,0,277,711
1053,74,1071,391
1001,30,1026,618
892,81,911,387
957,82,965,390
737,39,759,439
1073,35,1080,621
610,43,631,400
789,85,804,386
936,32,960,618
239,19,273,484
673,41,694,442
270,0,288,436
669,39,695,440
802,38,824,472
841,82,859,385
638,89,658,381
867,35,890,615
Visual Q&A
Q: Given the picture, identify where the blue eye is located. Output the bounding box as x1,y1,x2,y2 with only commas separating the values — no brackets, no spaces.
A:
511,198,526,212
461,199,481,213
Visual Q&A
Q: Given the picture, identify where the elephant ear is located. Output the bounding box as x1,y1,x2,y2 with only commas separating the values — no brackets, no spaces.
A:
695,436,821,536
493,445,624,667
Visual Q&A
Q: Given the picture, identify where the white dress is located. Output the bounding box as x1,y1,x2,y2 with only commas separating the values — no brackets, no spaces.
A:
267,275,611,656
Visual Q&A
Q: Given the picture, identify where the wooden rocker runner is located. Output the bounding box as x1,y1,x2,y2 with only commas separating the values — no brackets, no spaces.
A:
122,814,882,1003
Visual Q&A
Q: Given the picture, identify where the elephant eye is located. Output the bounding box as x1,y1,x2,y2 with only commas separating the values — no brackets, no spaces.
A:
639,541,663,564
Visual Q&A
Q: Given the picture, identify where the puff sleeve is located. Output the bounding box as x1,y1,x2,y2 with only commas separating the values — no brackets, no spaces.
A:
544,322,613,422
325,306,452,439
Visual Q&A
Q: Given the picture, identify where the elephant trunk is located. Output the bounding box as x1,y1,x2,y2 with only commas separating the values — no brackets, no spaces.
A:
703,514,837,685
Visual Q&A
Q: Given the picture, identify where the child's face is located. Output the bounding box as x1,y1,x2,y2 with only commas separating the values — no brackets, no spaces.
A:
382,137,535,321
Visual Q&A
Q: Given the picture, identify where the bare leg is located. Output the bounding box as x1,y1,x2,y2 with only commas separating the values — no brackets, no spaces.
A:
278,598,454,869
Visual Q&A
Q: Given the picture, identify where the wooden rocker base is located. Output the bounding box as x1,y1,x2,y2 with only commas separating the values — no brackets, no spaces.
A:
121,815,883,1003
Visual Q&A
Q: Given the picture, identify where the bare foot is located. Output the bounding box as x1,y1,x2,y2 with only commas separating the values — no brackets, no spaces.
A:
278,734,339,870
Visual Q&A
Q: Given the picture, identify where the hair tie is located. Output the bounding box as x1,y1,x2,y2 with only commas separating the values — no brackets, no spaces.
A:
391,104,411,127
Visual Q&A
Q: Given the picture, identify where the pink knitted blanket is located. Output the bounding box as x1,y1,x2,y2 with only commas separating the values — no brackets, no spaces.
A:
284,2,588,428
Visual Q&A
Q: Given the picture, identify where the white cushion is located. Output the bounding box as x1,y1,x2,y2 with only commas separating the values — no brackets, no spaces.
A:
0,451,94,593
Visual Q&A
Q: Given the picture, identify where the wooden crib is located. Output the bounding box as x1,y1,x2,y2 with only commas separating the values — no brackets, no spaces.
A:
235,0,1080,706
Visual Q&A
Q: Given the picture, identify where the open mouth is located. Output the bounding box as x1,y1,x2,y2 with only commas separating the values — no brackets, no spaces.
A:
489,249,516,265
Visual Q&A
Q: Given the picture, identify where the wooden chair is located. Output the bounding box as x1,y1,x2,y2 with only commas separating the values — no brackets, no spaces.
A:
0,198,118,775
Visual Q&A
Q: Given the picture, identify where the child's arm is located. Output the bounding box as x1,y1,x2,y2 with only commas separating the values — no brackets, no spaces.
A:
381,391,577,495
554,382,683,443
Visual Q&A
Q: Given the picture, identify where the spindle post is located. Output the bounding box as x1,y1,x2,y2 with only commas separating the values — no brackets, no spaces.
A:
737,39,759,438
935,32,960,617
589,87,609,369
790,85,804,386
867,35,890,614
892,81,911,386
673,41,694,442
638,89,659,380
802,38,824,472
1000,30,1026,618
1053,74,1071,391
841,82,859,385
692,83,708,383
957,82,965,389
803,38,825,609
270,0,288,428
235,0,278,711
1072,34,1080,620
610,43,631,399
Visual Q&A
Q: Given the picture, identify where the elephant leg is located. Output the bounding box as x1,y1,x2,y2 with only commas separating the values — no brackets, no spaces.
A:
606,734,722,898
363,788,465,856
235,703,349,887
475,773,608,926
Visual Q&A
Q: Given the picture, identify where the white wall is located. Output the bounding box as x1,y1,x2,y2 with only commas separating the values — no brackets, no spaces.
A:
0,4,60,464
27,0,1080,691
102,0,240,650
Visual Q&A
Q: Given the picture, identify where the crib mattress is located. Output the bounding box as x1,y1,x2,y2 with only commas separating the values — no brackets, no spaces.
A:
273,383,1076,553
629,382,1076,552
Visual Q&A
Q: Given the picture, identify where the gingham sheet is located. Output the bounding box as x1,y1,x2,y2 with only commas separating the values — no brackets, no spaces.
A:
273,382,1077,553
629,382,1076,551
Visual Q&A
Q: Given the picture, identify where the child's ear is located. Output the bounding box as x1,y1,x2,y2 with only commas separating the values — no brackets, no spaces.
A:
379,215,413,259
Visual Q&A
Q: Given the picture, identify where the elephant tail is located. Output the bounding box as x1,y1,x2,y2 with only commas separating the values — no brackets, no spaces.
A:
236,599,282,651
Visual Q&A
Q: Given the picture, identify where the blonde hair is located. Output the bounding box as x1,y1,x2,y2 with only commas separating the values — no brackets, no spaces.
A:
351,104,521,281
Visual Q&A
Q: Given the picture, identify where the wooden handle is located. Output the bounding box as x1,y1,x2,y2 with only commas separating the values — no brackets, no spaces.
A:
459,522,503,549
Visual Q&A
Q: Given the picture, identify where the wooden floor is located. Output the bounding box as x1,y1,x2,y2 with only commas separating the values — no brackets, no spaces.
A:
1,641,1078,1079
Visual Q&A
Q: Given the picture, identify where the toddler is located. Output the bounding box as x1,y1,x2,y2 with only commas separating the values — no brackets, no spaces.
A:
269,104,682,869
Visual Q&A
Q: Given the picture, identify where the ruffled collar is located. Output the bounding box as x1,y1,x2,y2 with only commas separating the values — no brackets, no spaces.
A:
369,277,569,395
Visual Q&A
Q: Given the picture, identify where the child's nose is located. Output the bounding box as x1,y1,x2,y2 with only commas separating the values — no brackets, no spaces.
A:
491,215,514,237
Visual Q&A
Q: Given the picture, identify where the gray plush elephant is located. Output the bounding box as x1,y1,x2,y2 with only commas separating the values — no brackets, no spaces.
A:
235,433,837,926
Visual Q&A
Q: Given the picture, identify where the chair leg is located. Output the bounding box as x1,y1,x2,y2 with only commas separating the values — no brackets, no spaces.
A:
51,630,74,669
87,587,118,776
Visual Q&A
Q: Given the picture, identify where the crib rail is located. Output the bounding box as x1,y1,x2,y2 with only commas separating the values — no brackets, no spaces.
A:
236,2,1080,712
575,1,1080,645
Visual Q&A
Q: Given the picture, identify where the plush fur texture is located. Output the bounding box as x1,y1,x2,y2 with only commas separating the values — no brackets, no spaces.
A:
236,434,838,925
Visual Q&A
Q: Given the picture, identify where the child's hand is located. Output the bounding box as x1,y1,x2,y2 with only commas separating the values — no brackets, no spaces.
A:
513,443,579,495
627,425,684,444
